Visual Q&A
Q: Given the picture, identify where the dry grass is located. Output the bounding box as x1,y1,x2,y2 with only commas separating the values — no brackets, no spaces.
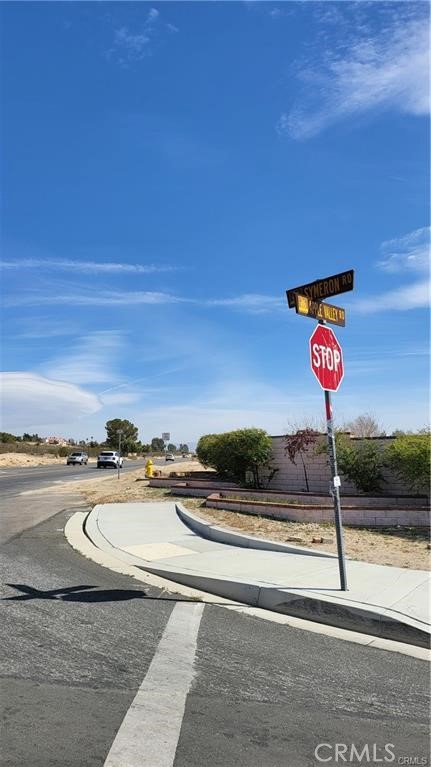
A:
61,463,430,571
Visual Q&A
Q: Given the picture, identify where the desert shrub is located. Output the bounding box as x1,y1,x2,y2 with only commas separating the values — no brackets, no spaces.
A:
317,434,385,493
195,434,221,467
335,436,385,493
196,428,273,487
385,434,430,493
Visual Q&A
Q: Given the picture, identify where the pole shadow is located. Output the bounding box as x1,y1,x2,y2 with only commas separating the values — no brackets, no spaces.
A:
2,583,226,605
3,583,147,603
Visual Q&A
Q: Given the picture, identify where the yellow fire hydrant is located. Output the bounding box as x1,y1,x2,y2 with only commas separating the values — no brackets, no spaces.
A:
145,458,154,478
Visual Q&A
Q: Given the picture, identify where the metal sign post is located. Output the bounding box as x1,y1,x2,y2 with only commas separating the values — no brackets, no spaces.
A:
324,387,348,591
286,270,353,591
117,429,123,480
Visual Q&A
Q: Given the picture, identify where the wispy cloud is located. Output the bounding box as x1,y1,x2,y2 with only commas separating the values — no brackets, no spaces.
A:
378,227,430,273
5,290,185,308
278,11,429,140
5,289,284,313
0,373,102,430
353,279,430,314
107,7,176,65
206,293,285,313
1,258,176,274
99,390,142,406
40,331,125,385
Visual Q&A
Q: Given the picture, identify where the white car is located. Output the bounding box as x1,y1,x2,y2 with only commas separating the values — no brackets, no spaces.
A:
165,453,175,462
97,450,123,469
66,451,88,466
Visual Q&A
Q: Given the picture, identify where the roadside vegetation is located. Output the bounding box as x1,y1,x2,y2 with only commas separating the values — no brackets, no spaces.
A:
315,428,430,495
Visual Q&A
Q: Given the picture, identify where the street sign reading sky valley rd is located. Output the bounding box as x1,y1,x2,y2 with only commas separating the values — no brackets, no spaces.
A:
295,294,346,327
286,269,354,309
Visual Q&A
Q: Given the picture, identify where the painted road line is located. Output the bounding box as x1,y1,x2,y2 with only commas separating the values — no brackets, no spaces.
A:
104,602,204,767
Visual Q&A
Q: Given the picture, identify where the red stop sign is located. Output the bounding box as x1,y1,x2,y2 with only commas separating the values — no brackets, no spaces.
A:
309,325,344,392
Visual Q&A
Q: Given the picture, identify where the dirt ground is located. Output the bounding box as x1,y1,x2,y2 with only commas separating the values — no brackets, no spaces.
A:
0,452,67,467
60,463,430,571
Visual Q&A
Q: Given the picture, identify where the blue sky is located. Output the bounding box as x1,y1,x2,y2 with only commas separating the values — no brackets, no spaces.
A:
1,1,429,445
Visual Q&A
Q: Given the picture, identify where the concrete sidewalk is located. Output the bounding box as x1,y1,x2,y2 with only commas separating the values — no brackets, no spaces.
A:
85,501,431,648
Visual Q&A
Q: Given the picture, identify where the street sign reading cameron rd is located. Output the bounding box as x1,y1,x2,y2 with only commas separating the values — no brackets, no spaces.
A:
286,269,354,309
309,324,344,392
295,294,346,327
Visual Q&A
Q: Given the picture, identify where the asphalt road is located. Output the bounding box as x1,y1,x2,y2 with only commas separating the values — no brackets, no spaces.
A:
0,457,183,544
0,458,151,498
0,465,429,767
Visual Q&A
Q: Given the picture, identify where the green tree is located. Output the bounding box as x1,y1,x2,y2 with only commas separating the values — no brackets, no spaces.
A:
196,428,273,487
105,419,139,454
151,437,165,453
179,443,189,453
0,432,18,443
385,434,430,493
167,443,177,453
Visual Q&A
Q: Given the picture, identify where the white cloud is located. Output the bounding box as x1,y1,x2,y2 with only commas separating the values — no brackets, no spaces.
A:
5,289,285,313
147,8,159,22
40,331,124,385
378,227,430,273
0,373,102,430
205,293,285,313
353,279,430,314
108,7,171,65
279,13,429,139
5,290,185,308
1,258,175,274
100,391,142,406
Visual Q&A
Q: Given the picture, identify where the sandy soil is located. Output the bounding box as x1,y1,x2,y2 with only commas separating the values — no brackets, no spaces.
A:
0,453,67,467
59,463,430,571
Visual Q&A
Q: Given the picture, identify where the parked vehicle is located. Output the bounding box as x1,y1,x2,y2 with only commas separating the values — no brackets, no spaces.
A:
66,451,88,466
165,453,175,462
97,450,123,469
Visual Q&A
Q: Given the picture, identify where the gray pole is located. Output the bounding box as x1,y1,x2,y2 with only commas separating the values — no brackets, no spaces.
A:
324,389,348,591
117,430,122,480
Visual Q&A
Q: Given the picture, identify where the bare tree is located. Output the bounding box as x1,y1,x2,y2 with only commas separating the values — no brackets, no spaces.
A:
284,416,325,435
343,413,384,438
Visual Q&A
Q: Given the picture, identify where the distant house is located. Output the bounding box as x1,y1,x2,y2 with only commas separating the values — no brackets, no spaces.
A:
44,436,69,446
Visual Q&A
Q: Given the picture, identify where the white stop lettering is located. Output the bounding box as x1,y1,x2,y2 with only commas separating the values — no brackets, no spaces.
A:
312,344,341,372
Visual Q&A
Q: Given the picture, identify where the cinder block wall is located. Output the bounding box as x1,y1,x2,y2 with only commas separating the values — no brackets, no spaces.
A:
264,435,427,497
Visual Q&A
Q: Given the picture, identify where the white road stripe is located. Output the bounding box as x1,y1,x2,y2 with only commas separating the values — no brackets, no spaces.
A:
104,602,204,767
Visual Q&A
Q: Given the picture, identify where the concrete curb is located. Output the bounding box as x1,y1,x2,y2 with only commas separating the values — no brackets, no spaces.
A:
65,510,431,660
137,561,431,649
175,504,338,559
